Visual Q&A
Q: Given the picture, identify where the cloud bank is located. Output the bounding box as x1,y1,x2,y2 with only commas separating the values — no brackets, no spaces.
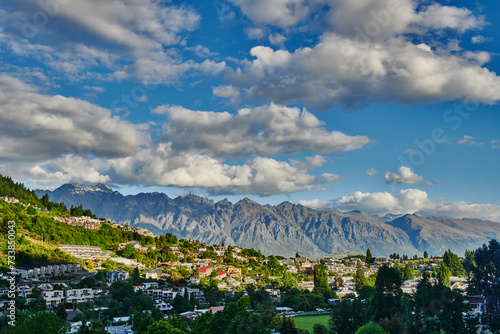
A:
300,189,500,223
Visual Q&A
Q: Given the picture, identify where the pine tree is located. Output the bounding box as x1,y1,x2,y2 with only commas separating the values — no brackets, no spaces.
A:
355,261,367,292
313,265,329,289
403,263,414,281
366,249,373,264
436,262,450,287
443,249,466,277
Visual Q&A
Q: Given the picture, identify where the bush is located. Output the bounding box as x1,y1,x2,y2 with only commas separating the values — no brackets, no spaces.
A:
355,322,388,334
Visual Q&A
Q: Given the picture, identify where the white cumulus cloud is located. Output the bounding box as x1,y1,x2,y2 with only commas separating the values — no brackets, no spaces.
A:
1,0,223,85
385,166,424,185
158,103,372,157
108,143,340,196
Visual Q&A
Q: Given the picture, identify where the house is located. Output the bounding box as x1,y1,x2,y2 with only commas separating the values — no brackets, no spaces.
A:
58,245,111,260
0,196,19,203
209,306,225,313
16,284,33,297
144,268,163,280
143,287,204,303
109,257,144,268
67,321,92,334
226,277,240,287
298,280,315,291
154,300,173,312
37,283,54,291
65,288,95,304
216,271,227,280
217,282,227,289
242,276,256,284
198,266,213,277
295,257,307,263
141,282,159,289
186,288,205,302
188,276,201,285
265,289,281,301
41,290,65,308
53,216,101,230
106,270,129,282
143,288,176,302
225,265,241,277
16,262,81,279
468,295,485,310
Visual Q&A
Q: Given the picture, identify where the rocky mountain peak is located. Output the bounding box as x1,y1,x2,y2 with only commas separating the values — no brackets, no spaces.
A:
58,182,113,194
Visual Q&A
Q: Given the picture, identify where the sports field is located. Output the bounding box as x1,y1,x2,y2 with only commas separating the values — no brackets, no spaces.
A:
293,314,330,332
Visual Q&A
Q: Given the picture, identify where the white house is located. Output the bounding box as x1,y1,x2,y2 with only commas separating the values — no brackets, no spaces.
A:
106,270,129,282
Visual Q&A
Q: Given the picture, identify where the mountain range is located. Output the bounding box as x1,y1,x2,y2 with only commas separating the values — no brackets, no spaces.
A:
36,183,500,258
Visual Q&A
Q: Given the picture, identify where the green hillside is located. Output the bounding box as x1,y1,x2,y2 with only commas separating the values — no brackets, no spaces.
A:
0,173,140,271
0,199,139,271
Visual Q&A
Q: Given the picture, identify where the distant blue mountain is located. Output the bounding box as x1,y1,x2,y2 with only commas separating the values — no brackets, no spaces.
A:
36,183,500,257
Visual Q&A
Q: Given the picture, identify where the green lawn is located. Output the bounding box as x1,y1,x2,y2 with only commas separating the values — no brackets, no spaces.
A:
293,314,330,333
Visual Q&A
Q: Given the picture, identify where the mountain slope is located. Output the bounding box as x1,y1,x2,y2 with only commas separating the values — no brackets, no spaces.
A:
36,183,500,257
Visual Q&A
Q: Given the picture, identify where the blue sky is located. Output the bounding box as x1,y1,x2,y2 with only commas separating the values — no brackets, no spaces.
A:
1,0,500,221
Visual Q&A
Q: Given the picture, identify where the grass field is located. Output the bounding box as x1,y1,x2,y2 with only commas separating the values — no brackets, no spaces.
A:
293,314,330,333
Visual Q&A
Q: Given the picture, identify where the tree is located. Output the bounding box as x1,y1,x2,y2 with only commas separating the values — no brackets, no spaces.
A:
145,319,186,334
412,270,469,334
462,250,476,280
314,265,329,289
443,249,466,277
224,246,235,264
330,299,367,334
55,303,67,321
371,265,402,323
172,294,192,313
355,261,367,292
472,239,500,331
76,323,92,334
27,206,36,215
355,322,388,334
4,311,67,334
313,324,328,334
366,249,373,264
268,255,280,270
402,263,414,281
109,280,135,302
132,267,140,285
436,262,450,287
279,316,299,334
123,243,137,258
73,312,86,323
295,252,300,258
283,271,299,290
423,251,428,259
237,295,252,310
226,310,271,334
79,276,97,288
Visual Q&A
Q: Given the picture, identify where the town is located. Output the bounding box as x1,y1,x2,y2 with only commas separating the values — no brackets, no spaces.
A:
0,180,497,334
